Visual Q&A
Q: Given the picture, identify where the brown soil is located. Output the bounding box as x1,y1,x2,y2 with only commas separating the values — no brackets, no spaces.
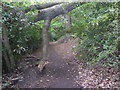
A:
5,39,119,88
16,39,81,88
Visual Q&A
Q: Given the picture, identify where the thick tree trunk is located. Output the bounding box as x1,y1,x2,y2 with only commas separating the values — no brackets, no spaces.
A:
2,26,15,70
42,18,51,60
3,47,11,72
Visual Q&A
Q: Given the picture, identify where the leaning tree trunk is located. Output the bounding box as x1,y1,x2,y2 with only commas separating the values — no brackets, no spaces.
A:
42,18,51,60
33,2,86,64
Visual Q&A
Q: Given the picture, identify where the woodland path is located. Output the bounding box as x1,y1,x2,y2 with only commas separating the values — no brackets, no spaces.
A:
17,39,81,88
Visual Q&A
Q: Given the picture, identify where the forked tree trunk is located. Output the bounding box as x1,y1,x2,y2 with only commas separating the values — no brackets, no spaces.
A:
42,18,52,60
32,2,85,65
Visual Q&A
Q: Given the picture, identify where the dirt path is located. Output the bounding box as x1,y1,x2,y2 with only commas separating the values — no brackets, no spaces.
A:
4,38,119,88
17,39,81,88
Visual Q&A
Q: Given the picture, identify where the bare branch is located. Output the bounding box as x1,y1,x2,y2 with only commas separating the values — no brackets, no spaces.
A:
25,2,62,13
34,2,86,22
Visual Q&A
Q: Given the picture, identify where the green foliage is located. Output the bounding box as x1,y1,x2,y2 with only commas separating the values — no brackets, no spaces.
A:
2,2,43,65
70,2,119,67
2,1,119,73
49,16,66,41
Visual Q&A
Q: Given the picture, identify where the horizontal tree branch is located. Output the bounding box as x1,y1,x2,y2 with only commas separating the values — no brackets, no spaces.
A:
25,2,62,13
34,2,86,22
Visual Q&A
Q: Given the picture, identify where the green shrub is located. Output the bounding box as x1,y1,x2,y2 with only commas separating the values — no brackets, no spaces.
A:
70,2,119,67
49,16,66,41
2,2,43,65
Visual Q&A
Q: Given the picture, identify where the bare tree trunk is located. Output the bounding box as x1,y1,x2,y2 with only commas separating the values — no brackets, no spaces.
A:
62,15,71,43
2,26,15,70
2,47,11,72
35,2,86,22
64,14,71,29
42,18,51,60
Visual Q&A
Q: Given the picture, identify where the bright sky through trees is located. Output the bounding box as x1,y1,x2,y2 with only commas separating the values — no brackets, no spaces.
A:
1,0,119,2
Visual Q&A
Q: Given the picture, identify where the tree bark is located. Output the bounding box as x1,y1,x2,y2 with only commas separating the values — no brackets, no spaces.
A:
2,47,11,72
37,3,85,62
2,26,15,70
64,14,71,30
34,2,85,22
25,2,62,13
42,18,52,60
29,2,85,66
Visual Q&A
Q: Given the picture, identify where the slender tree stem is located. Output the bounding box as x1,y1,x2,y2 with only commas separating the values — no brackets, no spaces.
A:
42,18,51,60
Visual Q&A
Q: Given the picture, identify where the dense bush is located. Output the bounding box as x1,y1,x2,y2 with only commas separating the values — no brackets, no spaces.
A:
70,2,119,67
2,2,43,70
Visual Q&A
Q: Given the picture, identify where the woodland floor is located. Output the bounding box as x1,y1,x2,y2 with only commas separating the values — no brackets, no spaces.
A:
3,39,120,88
16,39,80,88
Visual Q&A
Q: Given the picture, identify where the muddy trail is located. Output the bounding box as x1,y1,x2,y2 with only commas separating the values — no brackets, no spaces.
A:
17,39,81,88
